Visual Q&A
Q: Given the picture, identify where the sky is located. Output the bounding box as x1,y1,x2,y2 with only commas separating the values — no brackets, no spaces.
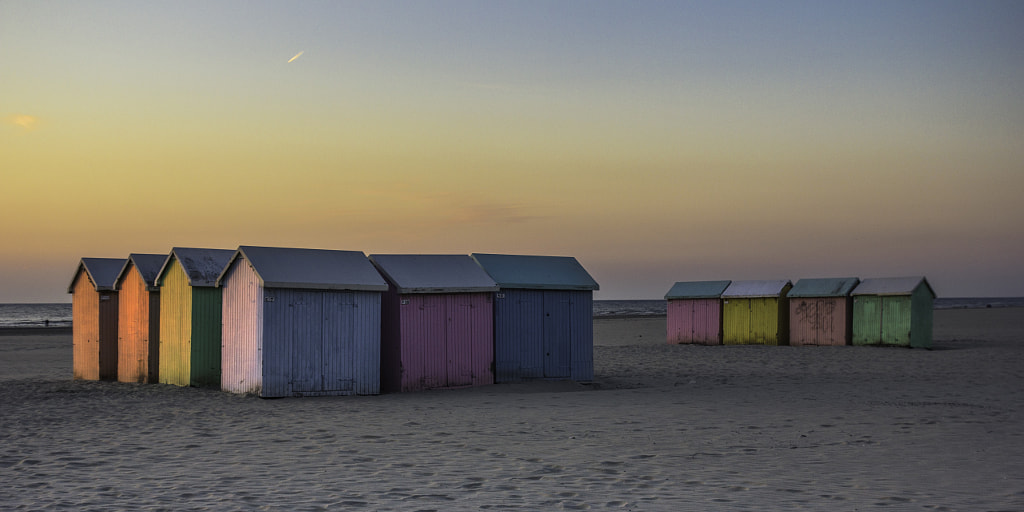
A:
2,1,1023,302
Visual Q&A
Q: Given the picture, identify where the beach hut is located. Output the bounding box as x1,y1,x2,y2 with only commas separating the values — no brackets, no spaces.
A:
722,280,793,345
217,246,389,397
113,253,167,383
471,253,599,383
155,247,234,388
664,280,731,345
788,277,860,346
851,276,935,348
369,254,499,393
68,257,126,381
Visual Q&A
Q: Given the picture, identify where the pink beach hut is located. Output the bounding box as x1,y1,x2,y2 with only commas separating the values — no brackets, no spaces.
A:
68,257,127,381
788,277,859,346
113,254,167,383
664,280,731,345
369,254,499,393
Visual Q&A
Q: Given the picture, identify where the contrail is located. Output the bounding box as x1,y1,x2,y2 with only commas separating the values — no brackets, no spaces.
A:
287,51,304,63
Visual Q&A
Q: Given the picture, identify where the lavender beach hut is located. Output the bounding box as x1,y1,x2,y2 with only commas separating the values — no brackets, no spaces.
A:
68,257,126,381
722,279,793,345
370,254,499,393
665,280,731,345
156,247,234,388
113,253,166,383
788,277,859,346
852,276,935,348
217,246,389,397
471,253,599,383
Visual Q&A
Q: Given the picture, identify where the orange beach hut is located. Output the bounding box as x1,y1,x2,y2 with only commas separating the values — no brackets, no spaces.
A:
114,253,166,383
68,257,127,380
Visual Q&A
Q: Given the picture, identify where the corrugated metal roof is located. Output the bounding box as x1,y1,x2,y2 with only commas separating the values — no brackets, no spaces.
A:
852,276,935,297
664,280,732,299
68,257,127,293
369,254,498,294
788,277,860,298
722,279,792,298
220,246,389,291
158,248,235,288
115,253,167,290
471,253,599,291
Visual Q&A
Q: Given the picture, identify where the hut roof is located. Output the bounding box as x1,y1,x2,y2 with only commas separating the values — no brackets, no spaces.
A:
218,246,389,291
722,279,792,298
788,277,860,298
115,253,167,290
369,254,499,294
852,276,935,297
67,257,128,293
664,280,732,299
470,253,599,291
157,248,235,288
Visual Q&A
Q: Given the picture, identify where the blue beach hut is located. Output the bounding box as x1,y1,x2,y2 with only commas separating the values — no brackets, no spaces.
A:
471,253,599,383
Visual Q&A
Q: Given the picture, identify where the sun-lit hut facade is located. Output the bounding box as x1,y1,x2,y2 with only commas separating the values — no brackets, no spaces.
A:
471,253,599,383
370,254,499,393
788,277,860,347
155,247,234,388
113,253,167,383
664,280,731,345
722,279,793,345
851,276,935,349
68,257,127,381
218,246,389,397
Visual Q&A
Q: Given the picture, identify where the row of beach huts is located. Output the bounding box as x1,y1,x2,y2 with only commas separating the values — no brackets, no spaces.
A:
664,277,934,348
68,245,934,398
68,247,600,397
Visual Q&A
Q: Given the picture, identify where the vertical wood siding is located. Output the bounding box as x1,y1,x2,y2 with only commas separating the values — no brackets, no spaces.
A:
247,282,381,397
118,265,149,383
494,289,544,382
789,297,851,346
724,298,787,345
910,286,933,349
379,286,402,393
147,291,160,383
852,296,881,346
667,299,722,345
159,259,192,386
97,290,119,380
220,258,264,395
394,292,493,392
568,290,594,382
189,287,223,388
72,272,100,380
494,289,592,382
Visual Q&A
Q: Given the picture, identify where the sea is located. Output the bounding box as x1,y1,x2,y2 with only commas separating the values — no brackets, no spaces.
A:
1,297,1023,328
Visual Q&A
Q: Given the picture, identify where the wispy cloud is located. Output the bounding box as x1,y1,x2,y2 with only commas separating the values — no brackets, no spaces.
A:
287,51,304,63
8,114,39,130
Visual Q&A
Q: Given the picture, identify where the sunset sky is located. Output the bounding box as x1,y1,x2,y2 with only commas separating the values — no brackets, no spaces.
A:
2,1,1022,302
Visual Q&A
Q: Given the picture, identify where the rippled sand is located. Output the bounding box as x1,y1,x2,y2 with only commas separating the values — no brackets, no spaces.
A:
1,309,1022,510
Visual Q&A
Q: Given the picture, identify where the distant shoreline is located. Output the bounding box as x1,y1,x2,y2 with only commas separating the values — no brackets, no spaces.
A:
0,326,72,336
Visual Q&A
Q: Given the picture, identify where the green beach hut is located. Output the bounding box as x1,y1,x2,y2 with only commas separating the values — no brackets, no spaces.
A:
851,276,935,349
155,247,234,387
721,279,793,345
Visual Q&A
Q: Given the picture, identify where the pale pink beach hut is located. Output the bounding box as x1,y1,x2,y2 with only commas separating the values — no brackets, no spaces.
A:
664,280,731,345
369,254,499,393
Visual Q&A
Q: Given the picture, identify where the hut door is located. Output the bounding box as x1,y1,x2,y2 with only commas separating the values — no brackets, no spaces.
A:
543,292,571,378
447,296,476,387
852,296,882,345
881,296,911,346
321,292,356,393
288,292,324,394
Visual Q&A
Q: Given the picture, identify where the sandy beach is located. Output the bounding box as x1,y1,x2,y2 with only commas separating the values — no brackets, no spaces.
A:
1,309,1022,510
